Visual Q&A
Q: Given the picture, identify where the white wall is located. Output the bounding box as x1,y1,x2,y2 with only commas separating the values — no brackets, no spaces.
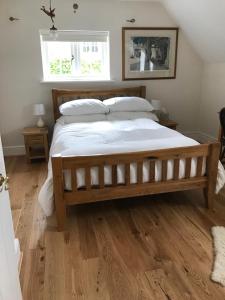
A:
0,0,203,155
199,63,225,138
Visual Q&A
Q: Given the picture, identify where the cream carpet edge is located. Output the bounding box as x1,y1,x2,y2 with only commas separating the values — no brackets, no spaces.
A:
211,226,225,287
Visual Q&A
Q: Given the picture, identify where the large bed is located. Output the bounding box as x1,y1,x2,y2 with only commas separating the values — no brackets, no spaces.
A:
39,86,221,231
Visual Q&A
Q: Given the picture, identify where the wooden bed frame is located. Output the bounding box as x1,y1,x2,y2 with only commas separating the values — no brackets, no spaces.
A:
51,86,220,231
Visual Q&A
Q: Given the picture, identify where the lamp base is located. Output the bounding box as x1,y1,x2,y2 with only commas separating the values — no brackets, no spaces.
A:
37,117,45,128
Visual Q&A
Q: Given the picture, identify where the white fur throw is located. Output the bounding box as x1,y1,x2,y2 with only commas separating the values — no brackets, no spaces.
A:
211,226,225,286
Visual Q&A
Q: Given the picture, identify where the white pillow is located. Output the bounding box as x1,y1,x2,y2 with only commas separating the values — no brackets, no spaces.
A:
57,114,107,124
103,97,154,112
59,99,109,116
107,111,159,122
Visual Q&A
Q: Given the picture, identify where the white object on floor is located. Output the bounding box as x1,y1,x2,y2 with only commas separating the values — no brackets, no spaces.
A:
211,226,225,287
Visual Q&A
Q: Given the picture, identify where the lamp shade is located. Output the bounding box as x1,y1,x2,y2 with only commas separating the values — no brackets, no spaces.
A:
33,104,45,116
151,99,161,111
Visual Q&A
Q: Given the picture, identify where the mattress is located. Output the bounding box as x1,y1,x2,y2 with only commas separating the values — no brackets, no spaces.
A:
38,118,224,216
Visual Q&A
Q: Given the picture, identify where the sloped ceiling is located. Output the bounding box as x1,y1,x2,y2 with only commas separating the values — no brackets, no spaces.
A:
122,0,225,63
162,0,225,62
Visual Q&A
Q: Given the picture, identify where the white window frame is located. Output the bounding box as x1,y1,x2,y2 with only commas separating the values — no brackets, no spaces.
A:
40,30,111,82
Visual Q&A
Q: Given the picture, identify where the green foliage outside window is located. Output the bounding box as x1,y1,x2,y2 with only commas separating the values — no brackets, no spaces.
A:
81,60,102,74
50,59,102,75
50,59,72,75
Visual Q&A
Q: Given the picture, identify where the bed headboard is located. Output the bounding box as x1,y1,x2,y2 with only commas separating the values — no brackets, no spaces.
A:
52,86,146,122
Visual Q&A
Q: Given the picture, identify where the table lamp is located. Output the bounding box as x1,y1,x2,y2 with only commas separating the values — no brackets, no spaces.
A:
151,99,161,111
33,104,45,127
151,99,162,119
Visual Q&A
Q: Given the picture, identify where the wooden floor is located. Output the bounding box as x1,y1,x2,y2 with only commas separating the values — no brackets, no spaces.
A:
5,156,225,300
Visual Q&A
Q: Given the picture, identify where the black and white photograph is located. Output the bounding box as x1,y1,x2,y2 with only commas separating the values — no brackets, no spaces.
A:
129,36,170,71
122,27,179,80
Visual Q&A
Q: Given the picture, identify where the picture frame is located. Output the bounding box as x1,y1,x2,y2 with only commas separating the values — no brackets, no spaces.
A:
122,27,179,81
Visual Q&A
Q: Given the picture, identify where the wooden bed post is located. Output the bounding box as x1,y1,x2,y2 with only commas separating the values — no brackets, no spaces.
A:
52,89,60,122
140,86,146,98
52,155,67,231
204,142,220,209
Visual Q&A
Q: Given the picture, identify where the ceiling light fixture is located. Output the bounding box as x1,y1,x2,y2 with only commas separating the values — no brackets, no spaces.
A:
41,0,57,31
41,1,79,32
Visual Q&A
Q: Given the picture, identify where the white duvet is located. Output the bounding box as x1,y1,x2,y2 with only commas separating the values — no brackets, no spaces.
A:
38,118,225,216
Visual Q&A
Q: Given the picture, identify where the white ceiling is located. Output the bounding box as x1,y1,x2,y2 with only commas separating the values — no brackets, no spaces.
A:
122,0,225,63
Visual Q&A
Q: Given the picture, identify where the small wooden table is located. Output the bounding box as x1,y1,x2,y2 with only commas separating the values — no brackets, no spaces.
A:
159,119,178,130
22,127,49,163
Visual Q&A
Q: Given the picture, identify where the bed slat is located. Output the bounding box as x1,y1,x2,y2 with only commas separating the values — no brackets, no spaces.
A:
71,169,77,191
162,160,168,181
197,156,204,177
149,161,155,182
85,167,91,190
173,159,180,180
99,165,104,188
137,162,143,184
185,158,192,179
112,165,117,186
125,164,130,186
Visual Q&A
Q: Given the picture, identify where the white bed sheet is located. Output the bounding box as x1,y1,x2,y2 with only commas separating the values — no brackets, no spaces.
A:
38,118,225,216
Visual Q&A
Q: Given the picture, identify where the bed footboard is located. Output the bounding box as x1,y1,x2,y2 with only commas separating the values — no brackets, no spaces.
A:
52,142,220,231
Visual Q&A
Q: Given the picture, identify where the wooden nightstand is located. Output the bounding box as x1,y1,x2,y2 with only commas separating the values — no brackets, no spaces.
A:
159,119,178,130
22,127,49,163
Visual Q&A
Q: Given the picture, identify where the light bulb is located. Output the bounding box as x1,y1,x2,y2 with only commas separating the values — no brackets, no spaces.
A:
50,25,58,40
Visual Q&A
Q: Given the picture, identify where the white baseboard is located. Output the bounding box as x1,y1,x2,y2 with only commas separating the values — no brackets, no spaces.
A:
3,145,25,156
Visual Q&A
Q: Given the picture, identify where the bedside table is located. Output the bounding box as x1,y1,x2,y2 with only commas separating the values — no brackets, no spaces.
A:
159,119,178,130
22,127,49,163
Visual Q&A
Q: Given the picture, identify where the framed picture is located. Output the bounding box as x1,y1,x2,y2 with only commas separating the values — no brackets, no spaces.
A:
122,27,179,80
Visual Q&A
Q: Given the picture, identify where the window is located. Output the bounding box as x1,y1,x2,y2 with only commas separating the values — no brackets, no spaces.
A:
40,30,110,81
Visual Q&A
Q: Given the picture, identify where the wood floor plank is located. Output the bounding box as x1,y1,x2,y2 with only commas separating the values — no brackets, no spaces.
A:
22,248,46,300
7,156,34,210
145,261,199,300
71,257,110,300
127,202,222,300
135,273,156,300
77,211,99,260
12,208,21,233
104,210,153,274
144,204,225,300
43,232,66,300
92,212,139,300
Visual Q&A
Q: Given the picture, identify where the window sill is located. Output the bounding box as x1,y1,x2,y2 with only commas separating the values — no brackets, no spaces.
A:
40,79,115,83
